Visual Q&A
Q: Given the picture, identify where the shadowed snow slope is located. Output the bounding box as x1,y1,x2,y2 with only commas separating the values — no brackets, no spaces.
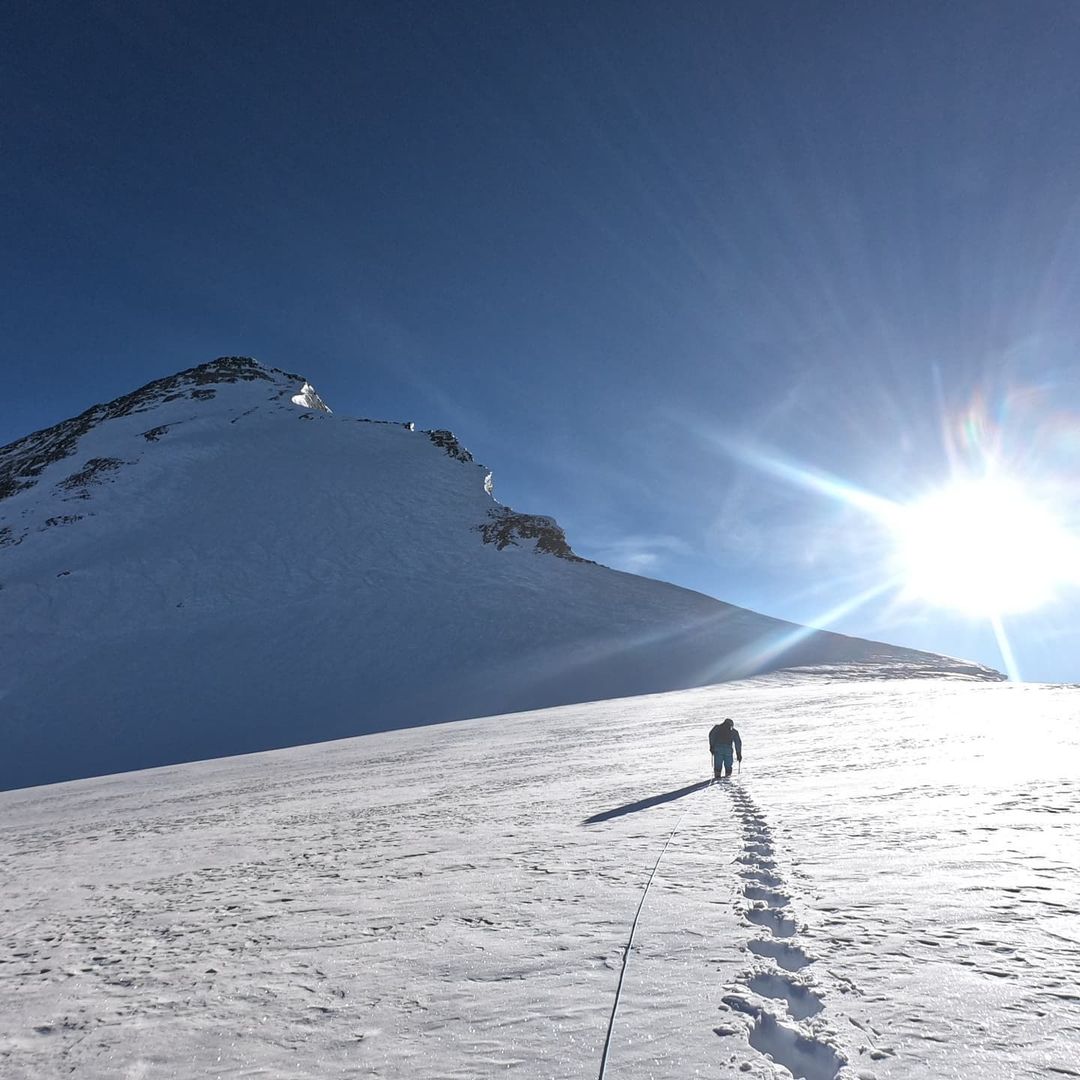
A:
0,676,1076,1079
0,357,1000,790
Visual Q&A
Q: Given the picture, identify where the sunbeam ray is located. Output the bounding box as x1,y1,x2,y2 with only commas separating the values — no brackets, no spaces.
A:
990,615,1022,683
704,577,901,683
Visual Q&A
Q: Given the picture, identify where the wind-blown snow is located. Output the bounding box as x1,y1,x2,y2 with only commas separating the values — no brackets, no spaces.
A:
0,675,1075,1078
0,358,1001,790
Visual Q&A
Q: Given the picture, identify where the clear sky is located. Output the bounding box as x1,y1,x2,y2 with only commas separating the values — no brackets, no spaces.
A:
5,1,1080,681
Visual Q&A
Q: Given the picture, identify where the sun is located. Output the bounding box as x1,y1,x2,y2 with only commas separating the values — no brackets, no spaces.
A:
891,476,1075,616
718,426,1080,680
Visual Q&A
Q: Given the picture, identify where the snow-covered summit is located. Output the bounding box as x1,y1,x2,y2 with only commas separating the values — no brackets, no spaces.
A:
0,358,1002,790
1,357,309,503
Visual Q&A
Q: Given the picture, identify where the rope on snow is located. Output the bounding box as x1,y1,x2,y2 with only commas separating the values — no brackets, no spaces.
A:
597,778,716,1080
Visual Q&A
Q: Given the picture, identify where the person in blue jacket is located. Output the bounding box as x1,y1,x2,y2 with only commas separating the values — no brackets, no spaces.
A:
708,718,743,778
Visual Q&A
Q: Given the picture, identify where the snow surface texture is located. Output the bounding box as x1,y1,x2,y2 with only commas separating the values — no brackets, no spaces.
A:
0,357,1001,790
1,675,1076,1078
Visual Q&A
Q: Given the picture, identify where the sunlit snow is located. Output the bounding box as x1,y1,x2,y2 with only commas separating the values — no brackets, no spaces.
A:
290,382,332,412
1,674,1076,1079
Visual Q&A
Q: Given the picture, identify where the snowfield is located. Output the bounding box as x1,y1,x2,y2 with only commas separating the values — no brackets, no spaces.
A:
2,673,1076,1079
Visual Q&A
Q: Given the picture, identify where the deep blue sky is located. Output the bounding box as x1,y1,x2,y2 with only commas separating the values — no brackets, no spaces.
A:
5,1,1080,681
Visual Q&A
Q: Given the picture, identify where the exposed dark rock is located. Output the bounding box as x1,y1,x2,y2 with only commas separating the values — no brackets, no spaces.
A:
57,457,126,497
184,356,279,386
44,514,84,528
478,507,591,562
0,526,22,548
0,357,276,503
354,418,415,430
426,429,474,463
190,388,217,401
141,425,172,441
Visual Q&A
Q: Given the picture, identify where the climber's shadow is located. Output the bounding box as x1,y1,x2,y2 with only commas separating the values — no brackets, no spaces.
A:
583,779,713,825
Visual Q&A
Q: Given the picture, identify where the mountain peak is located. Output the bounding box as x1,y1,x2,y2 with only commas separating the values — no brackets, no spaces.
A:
0,357,324,504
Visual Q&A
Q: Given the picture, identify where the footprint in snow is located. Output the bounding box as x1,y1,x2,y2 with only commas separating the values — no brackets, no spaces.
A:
739,868,784,888
743,885,789,907
745,971,824,1020
746,905,797,938
723,994,844,1080
747,938,812,972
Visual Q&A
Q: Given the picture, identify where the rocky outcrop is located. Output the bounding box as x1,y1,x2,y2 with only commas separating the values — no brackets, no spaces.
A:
423,427,495,495
57,457,126,497
354,418,414,430
478,507,591,562
426,429,473,463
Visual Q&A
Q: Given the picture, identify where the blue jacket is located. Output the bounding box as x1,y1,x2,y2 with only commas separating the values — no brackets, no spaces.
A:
709,722,742,758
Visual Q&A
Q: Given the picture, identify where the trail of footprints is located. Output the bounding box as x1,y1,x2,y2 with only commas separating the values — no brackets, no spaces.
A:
714,784,847,1080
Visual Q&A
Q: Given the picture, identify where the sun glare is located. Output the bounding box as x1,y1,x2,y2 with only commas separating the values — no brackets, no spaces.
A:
892,477,1074,616
721,404,1080,680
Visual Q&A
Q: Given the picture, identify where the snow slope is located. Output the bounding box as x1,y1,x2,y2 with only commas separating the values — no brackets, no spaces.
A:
1,674,1076,1079
0,358,1000,790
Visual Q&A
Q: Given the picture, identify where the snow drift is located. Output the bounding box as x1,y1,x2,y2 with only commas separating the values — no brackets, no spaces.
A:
0,357,1000,790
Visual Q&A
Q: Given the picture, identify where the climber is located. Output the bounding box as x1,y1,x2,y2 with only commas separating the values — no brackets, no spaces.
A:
708,718,743,779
